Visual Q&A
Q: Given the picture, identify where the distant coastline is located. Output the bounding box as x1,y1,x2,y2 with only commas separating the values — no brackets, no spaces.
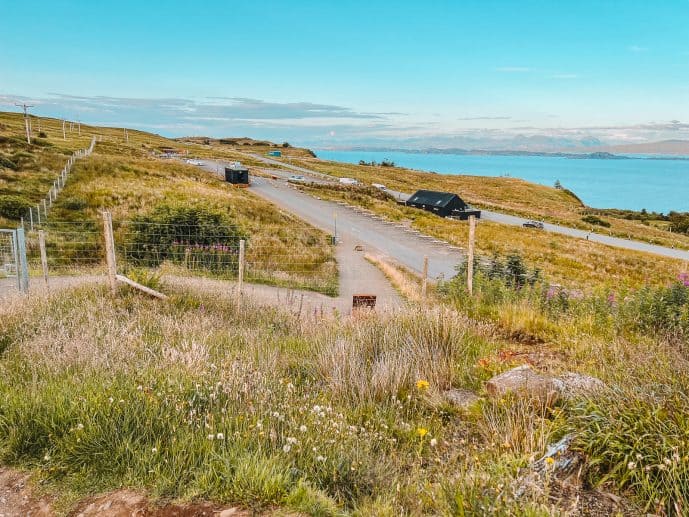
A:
322,147,689,161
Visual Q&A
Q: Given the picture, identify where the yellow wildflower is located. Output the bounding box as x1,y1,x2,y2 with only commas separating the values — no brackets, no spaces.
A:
416,380,430,390
545,457,555,465
417,427,428,438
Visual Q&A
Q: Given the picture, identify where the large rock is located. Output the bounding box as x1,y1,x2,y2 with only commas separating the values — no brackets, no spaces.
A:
485,365,560,404
485,366,606,405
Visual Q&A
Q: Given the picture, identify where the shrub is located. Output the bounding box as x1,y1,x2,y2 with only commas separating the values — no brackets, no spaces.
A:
38,131,47,138
125,203,247,272
60,197,89,211
0,195,32,220
0,155,18,170
581,214,611,228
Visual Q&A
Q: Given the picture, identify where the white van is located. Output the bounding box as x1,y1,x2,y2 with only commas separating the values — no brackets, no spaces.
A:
339,177,359,185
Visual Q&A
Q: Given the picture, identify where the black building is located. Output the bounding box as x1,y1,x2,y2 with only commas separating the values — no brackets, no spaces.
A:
224,165,249,185
406,189,480,219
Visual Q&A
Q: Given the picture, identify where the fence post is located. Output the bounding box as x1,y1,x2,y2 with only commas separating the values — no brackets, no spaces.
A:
16,228,29,293
39,230,49,286
467,215,476,296
29,207,34,231
421,255,428,298
36,205,41,225
237,239,245,303
103,211,117,293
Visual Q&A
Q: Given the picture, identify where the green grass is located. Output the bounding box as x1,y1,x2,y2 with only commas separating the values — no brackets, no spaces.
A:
0,111,338,294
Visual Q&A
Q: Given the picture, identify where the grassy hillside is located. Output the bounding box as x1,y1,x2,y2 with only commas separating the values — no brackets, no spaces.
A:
0,112,337,293
297,182,685,289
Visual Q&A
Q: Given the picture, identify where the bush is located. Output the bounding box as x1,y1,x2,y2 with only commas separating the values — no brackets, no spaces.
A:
0,155,18,170
60,197,89,211
581,214,611,228
125,203,247,272
38,131,47,138
0,195,32,220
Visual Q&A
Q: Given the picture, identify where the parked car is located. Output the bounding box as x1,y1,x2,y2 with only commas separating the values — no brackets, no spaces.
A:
523,220,544,229
288,175,305,182
339,177,359,185
372,183,387,191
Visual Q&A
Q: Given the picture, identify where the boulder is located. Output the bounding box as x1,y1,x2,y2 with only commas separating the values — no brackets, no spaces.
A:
443,388,481,410
485,365,560,404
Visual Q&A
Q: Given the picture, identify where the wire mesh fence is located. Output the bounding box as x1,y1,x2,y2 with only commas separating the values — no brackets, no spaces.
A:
0,230,18,281
6,217,338,295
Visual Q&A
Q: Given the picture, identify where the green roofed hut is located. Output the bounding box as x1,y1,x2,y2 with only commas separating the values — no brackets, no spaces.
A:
406,189,481,220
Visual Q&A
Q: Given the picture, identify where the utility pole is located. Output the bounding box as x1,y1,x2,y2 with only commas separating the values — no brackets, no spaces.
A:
15,103,34,144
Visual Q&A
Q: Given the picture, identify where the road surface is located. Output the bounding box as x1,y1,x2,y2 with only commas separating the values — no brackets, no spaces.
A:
201,159,462,279
240,153,689,262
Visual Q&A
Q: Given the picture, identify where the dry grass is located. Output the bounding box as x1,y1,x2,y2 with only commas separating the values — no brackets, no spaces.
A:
301,183,686,288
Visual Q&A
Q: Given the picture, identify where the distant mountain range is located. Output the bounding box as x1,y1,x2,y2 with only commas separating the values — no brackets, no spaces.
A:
326,140,689,159
580,139,689,156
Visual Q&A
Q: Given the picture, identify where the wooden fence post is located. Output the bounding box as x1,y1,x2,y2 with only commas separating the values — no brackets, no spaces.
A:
103,211,117,293
237,239,246,304
38,230,49,286
421,255,428,298
467,215,476,295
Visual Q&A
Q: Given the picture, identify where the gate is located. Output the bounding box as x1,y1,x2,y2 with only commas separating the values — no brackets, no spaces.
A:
0,229,29,294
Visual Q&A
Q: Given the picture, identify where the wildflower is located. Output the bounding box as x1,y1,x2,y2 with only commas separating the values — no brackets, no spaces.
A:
43,454,50,461
417,427,428,438
636,453,643,460
416,380,429,390
152,447,158,453
299,425,308,433
627,461,636,470
216,433,225,440
283,444,291,453
316,455,326,462
76,423,84,430
673,452,681,463
286,437,298,445
663,458,672,466
207,434,215,440
545,457,555,466
430,438,438,447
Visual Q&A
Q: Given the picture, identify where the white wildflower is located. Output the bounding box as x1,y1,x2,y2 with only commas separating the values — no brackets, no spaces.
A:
627,461,636,470
430,438,438,447
287,437,298,445
152,447,158,453
299,425,308,433
216,433,225,440
283,444,291,453
207,434,215,440
316,455,326,462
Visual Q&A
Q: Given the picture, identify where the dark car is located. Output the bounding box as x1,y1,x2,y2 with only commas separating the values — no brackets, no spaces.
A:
523,220,544,229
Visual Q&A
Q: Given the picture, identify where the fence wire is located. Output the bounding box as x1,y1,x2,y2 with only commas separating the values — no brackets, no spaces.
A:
14,219,338,294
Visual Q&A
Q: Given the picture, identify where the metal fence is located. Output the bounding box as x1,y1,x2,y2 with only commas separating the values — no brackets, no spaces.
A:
1,215,337,296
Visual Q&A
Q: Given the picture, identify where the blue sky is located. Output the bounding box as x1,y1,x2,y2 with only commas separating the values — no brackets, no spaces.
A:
1,0,688,149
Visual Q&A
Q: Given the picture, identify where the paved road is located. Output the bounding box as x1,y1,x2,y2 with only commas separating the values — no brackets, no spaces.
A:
241,153,689,262
201,159,462,280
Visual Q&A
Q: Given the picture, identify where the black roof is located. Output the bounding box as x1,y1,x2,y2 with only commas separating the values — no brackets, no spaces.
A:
407,190,465,207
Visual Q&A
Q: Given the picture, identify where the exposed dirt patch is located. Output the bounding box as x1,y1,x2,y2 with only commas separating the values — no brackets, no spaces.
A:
0,468,53,517
0,468,290,517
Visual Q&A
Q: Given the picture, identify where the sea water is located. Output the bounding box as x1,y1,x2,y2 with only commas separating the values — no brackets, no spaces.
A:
315,150,689,213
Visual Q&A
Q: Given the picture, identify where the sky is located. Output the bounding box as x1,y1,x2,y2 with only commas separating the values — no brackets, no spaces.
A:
1,0,688,150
